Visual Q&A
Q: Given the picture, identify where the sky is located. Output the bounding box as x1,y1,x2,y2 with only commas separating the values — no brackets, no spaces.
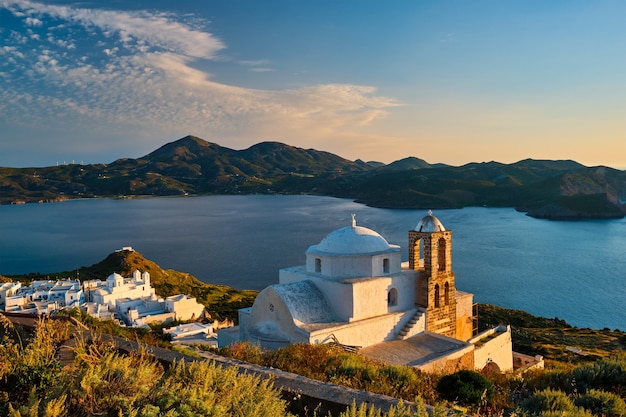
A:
1,0,625,169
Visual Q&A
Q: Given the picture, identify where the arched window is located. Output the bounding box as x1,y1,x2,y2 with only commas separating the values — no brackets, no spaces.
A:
388,288,398,307
434,284,440,308
315,258,322,273
438,237,447,271
383,258,390,274
444,282,450,306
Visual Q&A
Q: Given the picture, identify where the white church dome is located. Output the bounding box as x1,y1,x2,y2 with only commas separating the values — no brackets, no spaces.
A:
415,211,446,232
312,225,394,255
107,272,123,281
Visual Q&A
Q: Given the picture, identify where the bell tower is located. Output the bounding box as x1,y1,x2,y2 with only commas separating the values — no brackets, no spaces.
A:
408,211,456,338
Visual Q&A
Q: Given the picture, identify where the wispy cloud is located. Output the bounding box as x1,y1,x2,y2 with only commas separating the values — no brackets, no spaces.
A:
0,0,400,161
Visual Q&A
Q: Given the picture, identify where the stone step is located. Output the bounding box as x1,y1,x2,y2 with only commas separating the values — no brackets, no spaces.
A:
396,310,424,340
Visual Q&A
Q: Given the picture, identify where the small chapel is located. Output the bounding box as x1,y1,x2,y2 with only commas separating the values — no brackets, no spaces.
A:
219,211,518,372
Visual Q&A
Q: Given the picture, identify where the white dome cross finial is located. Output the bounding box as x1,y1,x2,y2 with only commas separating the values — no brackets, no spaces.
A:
428,209,433,216
351,213,357,227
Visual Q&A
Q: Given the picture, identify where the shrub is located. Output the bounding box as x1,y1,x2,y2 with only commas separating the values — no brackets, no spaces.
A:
338,398,430,417
573,354,626,395
326,354,378,385
436,369,494,407
519,388,575,415
137,359,291,417
262,343,337,380
574,389,626,417
66,347,164,415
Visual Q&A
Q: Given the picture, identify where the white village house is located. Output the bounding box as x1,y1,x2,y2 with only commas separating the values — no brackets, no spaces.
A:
219,212,531,373
1,249,205,328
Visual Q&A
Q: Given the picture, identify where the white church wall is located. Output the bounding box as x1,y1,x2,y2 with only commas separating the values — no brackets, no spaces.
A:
249,287,303,342
238,308,252,341
470,325,513,372
350,277,393,320
309,278,354,321
308,310,412,348
326,255,373,278
279,266,308,284
370,252,402,275
348,273,416,320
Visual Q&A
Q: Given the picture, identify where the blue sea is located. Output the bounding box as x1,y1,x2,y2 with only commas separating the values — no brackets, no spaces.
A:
0,195,624,330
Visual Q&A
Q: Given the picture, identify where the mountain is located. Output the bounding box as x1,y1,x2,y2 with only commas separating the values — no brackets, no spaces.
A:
379,156,432,171
0,135,624,219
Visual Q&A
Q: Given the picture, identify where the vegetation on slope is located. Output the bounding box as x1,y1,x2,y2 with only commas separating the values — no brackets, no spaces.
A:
0,317,293,416
478,304,626,363
212,341,626,416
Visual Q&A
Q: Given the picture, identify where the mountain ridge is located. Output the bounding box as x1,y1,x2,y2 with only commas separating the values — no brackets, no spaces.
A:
1,135,624,219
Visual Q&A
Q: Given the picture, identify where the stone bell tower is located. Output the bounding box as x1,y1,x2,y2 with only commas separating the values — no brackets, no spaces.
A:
408,211,457,338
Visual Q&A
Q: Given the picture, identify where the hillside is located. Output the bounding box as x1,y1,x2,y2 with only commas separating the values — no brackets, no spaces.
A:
13,249,257,322
1,135,625,219
478,304,626,363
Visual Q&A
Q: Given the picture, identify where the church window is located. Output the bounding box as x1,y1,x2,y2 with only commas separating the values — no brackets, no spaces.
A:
434,284,440,308
388,288,398,307
438,238,447,271
383,258,390,274
315,258,322,273
444,282,450,306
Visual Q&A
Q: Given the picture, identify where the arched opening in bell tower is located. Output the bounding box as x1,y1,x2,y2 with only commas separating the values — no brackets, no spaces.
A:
438,237,447,271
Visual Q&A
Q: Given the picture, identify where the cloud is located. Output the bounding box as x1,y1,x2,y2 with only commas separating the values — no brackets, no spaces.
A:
0,0,401,161
2,0,225,58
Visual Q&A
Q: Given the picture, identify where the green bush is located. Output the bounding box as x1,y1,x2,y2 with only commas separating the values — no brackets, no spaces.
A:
0,316,293,417
573,354,626,395
135,359,290,417
338,398,431,417
436,369,494,407
574,389,626,417
519,388,575,415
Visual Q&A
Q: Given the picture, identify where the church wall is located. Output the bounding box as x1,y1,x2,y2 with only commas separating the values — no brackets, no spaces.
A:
350,273,415,320
310,278,354,321
470,325,513,372
279,266,309,284
238,308,252,341
456,292,474,341
327,256,376,278
308,310,413,348
417,345,475,374
249,287,308,344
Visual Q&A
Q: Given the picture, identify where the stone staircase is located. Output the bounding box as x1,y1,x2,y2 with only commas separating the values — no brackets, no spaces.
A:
397,309,425,340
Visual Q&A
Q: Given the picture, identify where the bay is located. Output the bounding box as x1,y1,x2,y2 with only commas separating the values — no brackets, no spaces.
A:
0,195,624,330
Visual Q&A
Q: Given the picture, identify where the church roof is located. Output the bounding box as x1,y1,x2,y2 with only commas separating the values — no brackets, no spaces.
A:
107,272,123,281
271,280,337,324
310,224,396,255
415,211,446,232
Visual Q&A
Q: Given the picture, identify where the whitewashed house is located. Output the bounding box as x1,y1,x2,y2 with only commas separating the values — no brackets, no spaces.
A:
165,294,205,321
0,282,21,309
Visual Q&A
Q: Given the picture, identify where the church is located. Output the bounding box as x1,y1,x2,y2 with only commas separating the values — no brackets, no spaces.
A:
219,211,517,372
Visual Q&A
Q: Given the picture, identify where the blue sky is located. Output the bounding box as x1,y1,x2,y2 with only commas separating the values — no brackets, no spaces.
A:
1,0,625,168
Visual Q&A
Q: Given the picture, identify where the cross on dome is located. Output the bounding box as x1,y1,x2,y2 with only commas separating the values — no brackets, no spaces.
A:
351,213,357,227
